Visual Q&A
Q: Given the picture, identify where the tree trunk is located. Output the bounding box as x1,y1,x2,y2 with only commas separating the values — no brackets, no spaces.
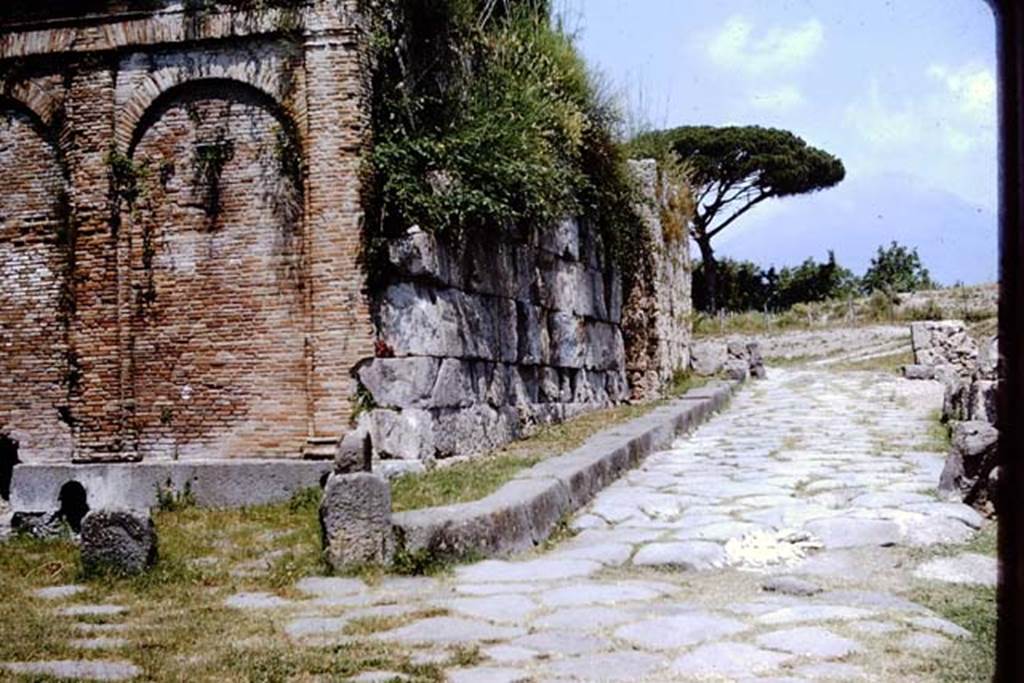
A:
696,236,719,314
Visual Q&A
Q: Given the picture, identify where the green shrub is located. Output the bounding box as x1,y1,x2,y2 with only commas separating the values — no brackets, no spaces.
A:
361,0,642,284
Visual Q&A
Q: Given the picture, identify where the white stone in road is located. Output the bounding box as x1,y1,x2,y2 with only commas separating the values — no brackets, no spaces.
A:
507,631,612,656
455,558,601,583
448,595,537,623
849,620,900,635
898,514,974,546
795,662,869,680
536,582,670,608
850,491,934,508
804,517,902,548
548,542,633,566
902,632,952,651
905,615,972,639
295,577,367,597
446,667,530,683
1,660,141,681
674,520,764,541
69,638,128,651
539,652,664,682
671,642,793,676
224,592,292,610
905,502,984,529
286,616,351,640
455,582,548,596
632,541,727,570
756,626,863,659
375,617,526,646
614,612,750,650
480,645,540,664
33,585,86,600
760,576,823,597
914,553,998,586
531,606,636,630
757,604,876,625
55,605,126,617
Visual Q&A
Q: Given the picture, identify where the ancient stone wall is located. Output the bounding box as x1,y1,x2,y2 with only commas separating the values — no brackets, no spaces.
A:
357,161,693,464
0,1,375,463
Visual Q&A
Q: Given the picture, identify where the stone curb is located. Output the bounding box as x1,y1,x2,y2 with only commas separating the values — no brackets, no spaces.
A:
391,380,740,560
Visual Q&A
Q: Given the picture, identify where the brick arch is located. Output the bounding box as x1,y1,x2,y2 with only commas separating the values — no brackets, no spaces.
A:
0,80,63,129
115,50,304,153
125,78,310,460
0,96,73,463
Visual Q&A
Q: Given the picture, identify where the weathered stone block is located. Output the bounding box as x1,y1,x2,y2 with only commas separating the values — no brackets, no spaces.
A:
584,322,625,371
336,425,372,475
691,341,728,376
722,359,750,382
368,408,435,461
909,320,978,372
356,357,439,409
952,421,998,465
903,364,937,381
431,359,480,408
388,228,452,285
977,335,999,380
432,405,519,459
320,473,394,570
541,217,581,260
549,312,585,369
967,380,997,423
80,509,157,576
516,303,550,365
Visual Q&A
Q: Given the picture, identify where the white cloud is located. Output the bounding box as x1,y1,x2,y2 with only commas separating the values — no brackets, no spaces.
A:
927,63,996,121
846,63,996,155
708,16,824,76
750,84,804,111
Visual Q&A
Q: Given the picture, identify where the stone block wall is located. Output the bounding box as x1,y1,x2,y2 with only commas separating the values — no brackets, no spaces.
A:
622,159,693,399
0,1,375,464
358,221,629,462
357,160,694,463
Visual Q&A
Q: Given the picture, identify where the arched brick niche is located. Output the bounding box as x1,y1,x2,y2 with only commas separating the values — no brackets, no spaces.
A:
126,79,309,460
0,99,73,462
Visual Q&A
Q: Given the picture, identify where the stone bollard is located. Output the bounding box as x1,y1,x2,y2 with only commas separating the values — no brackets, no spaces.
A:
320,473,395,571
80,509,158,575
690,340,728,376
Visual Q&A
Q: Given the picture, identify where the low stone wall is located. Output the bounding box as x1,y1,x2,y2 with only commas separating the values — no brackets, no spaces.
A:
389,381,737,561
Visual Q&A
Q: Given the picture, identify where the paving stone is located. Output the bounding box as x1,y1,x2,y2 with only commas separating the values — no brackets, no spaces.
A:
817,590,926,612
33,585,87,600
455,558,601,583
448,595,537,623
375,617,526,646
455,583,547,596
480,644,540,664
805,517,902,548
224,592,292,610
671,642,793,676
1,660,141,681
675,521,764,542
901,632,951,651
286,616,352,640
531,606,635,631
548,543,633,566
507,631,612,656
914,553,998,586
350,671,410,682
446,667,530,683
795,662,869,679
539,652,664,682
904,615,972,639
537,582,668,608
632,541,727,570
756,626,863,659
849,620,900,635
55,605,127,617
295,577,368,597
760,576,823,597
614,612,750,650
757,604,876,625
69,638,128,651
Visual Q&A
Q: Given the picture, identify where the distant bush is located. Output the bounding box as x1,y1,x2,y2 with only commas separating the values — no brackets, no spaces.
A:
861,241,936,295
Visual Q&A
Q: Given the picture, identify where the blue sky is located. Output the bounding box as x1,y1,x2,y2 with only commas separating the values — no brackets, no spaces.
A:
558,0,998,284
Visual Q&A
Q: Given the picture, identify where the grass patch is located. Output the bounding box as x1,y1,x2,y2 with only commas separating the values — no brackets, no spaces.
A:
343,608,448,636
0,490,448,681
391,376,708,512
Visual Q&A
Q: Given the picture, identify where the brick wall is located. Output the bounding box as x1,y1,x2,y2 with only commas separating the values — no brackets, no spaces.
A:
0,1,374,463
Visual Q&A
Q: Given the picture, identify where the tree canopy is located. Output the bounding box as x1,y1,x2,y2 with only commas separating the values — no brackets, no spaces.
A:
633,125,846,311
861,241,937,294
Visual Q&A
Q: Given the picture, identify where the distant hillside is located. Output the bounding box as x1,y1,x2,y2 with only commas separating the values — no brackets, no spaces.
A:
714,172,997,286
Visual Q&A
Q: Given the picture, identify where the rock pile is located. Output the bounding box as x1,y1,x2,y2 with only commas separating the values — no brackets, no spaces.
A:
902,322,999,512
690,340,766,381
